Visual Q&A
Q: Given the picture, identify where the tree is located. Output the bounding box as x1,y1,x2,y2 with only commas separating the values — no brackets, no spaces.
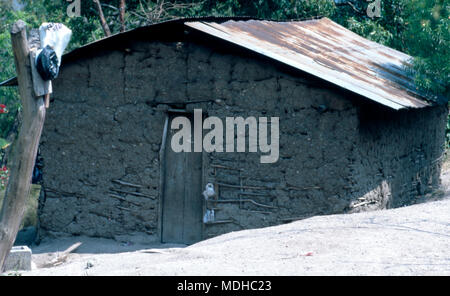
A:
403,0,449,100
333,0,449,101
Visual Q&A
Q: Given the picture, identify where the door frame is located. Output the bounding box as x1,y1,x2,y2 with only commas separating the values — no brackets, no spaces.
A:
158,110,206,243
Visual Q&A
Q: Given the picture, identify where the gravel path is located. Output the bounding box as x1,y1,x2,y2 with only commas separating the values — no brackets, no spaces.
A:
9,196,450,276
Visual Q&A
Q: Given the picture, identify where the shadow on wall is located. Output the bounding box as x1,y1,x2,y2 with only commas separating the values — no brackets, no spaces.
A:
351,103,447,211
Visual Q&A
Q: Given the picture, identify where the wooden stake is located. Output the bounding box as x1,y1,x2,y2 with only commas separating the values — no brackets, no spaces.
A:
0,20,46,272
41,242,82,268
45,93,50,108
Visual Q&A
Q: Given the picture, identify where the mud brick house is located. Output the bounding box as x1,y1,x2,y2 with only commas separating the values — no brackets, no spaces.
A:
1,17,447,244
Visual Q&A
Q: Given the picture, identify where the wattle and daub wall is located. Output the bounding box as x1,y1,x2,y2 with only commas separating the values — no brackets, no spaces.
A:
37,31,447,242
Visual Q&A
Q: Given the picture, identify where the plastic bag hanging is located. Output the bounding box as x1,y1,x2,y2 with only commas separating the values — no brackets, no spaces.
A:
203,209,215,223
36,45,59,80
35,23,72,81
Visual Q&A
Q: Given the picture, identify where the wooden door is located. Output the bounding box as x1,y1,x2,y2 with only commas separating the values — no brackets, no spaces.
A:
161,113,203,244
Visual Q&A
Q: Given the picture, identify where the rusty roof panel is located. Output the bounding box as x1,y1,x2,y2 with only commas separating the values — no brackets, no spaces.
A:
1,17,435,109
186,18,431,110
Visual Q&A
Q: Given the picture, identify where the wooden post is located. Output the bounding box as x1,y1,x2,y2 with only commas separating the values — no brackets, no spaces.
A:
0,20,46,272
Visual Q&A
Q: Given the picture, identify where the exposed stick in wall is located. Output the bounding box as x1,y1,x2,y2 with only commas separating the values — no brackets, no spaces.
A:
152,99,217,107
110,188,156,199
211,164,243,171
286,185,321,191
216,199,276,209
116,206,132,212
116,206,155,213
238,192,275,197
432,155,444,164
109,193,141,206
350,200,377,208
112,179,142,188
204,220,234,225
216,182,269,190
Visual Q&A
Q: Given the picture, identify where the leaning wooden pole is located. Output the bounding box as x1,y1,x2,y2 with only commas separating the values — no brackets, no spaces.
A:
0,20,46,272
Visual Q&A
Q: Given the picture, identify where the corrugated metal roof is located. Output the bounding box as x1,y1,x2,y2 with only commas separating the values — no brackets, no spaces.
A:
1,17,435,110
186,18,431,110
0,16,255,88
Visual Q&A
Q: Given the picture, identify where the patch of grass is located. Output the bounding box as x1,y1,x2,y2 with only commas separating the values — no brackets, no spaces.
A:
0,184,40,228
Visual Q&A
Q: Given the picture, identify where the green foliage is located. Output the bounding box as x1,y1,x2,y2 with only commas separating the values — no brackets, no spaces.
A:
333,0,449,101
345,17,394,44
0,3,19,140
403,0,449,99
275,0,336,20
0,183,41,228
0,138,10,150
200,0,336,20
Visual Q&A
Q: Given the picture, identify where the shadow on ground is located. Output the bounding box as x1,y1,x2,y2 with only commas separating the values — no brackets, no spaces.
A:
31,235,186,255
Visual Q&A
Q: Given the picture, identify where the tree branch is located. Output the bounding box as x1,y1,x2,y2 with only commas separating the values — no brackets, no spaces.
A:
93,0,111,37
119,0,126,32
335,0,366,16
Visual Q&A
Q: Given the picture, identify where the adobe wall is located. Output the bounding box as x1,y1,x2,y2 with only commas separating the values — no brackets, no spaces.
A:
37,37,447,242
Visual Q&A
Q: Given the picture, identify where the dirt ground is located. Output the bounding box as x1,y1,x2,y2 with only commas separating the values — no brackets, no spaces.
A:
3,164,450,276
